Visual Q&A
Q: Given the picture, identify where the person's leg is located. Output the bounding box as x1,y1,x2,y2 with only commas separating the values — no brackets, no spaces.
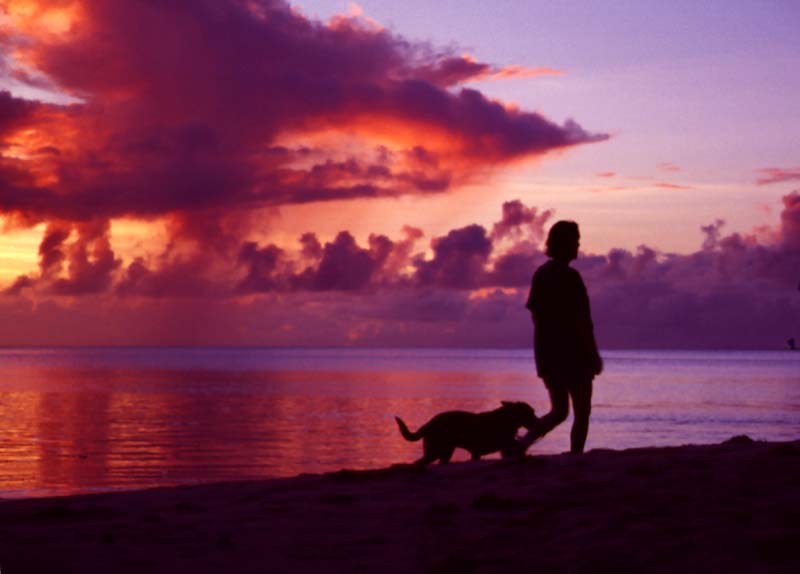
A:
568,378,593,454
518,382,569,448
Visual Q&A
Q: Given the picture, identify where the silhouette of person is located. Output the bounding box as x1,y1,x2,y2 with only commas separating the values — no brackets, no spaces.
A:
789,338,797,351
514,220,603,455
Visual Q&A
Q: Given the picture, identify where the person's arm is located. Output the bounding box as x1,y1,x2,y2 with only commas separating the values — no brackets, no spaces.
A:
576,273,603,375
588,330,603,375
525,272,537,321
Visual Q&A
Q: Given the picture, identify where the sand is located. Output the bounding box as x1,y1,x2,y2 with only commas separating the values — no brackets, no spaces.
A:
1,436,798,573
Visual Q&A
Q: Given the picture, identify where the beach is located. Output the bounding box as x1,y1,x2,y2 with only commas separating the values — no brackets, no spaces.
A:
1,436,798,573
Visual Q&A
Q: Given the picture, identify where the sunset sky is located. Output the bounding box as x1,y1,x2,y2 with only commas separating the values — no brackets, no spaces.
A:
0,0,798,347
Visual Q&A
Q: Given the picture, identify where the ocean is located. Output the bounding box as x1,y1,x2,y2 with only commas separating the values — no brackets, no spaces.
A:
0,347,797,498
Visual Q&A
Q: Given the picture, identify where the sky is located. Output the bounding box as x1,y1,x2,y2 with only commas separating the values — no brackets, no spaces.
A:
0,0,798,348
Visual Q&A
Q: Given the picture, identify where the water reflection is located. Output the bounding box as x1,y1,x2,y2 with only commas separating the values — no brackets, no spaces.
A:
0,348,797,498
0,364,524,497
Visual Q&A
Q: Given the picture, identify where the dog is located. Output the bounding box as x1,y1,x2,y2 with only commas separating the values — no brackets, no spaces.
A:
395,401,537,465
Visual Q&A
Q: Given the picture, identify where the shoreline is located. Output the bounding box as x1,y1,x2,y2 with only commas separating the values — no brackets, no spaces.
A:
2,436,798,573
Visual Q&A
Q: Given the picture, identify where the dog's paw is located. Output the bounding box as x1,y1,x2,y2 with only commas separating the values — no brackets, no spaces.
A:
501,439,527,460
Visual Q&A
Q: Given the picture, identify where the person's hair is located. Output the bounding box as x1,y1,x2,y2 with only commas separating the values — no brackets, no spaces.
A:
546,220,580,259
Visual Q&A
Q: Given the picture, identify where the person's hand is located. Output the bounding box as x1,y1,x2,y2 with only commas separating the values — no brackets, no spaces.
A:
592,354,604,376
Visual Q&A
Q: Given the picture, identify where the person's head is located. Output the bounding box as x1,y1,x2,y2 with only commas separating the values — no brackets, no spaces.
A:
546,220,580,262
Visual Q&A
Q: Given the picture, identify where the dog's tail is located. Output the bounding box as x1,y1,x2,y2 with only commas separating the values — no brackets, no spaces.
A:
395,417,423,442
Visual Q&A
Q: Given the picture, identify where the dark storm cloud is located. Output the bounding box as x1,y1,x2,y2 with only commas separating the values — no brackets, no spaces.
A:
291,231,386,291
3,194,799,348
1,0,606,225
237,241,285,294
414,224,493,289
0,90,39,137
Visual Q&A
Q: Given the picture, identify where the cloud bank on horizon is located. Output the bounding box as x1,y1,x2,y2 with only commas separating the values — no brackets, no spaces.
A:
0,0,798,348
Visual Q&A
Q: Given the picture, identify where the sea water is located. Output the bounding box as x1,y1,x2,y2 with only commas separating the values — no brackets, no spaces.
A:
0,347,797,498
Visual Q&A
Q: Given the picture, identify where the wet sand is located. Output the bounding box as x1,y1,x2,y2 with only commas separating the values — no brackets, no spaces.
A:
1,436,798,573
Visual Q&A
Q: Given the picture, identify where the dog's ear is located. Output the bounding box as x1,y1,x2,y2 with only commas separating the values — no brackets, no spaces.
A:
501,401,511,407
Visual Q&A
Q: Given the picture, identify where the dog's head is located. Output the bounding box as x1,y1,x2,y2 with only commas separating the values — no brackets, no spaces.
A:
500,401,538,430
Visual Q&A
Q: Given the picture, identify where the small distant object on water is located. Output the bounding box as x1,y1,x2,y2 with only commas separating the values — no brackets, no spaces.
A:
788,338,797,351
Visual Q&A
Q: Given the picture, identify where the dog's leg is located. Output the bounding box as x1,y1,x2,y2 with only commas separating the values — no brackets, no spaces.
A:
470,451,481,461
415,441,438,465
438,446,455,464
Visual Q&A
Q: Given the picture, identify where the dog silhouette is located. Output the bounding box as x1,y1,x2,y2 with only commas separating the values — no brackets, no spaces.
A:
396,401,537,464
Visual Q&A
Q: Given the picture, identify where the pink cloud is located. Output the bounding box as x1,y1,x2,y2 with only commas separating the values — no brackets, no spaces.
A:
3,2,796,349
658,162,681,173
1,1,607,300
414,225,493,289
0,1,605,225
414,55,563,86
4,195,798,349
491,200,552,242
780,191,800,249
756,167,800,186
653,182,692,190
482,64,564,81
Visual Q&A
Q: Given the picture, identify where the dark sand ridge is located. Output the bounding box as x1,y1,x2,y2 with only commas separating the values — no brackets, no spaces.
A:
1,436,798,573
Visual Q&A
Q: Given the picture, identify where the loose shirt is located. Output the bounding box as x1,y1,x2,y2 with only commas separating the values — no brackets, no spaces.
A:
526,259,598,380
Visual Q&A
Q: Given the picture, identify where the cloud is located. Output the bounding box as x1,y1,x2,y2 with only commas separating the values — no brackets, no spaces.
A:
2,194,799,348
6,219,121,295
0,0,607,303
51,220,121,295
0,90,39,137
37,223,71,277
413,55,493,87
293,231,385,291
587,179,693,193
653,182,692,190
414,224,493,289
0,1,606,227
4,2,796,349
237,241,285,294
573,195,800,348
415,54,563,86
485,64,564,81
780,191,800,249
657,162,681,173
756,167,800,186
491,200,552,242
115,255,225,299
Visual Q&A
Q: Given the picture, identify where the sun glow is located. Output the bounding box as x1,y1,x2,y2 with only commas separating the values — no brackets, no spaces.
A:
109,218,171,264
0,220,43,282
5,0,82,37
